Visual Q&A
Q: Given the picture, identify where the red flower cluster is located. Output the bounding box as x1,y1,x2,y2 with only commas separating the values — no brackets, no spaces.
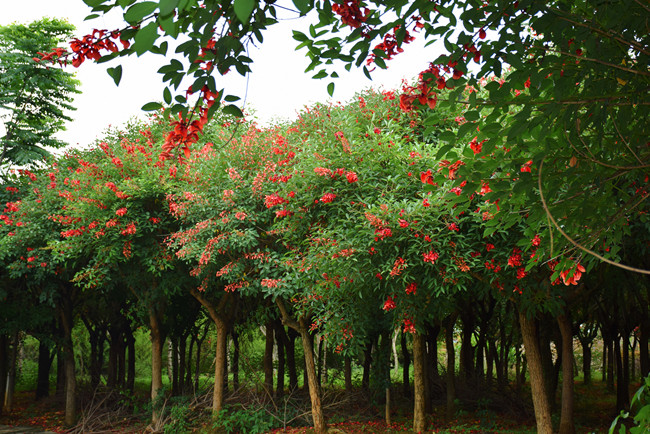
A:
382,296,396,311
332,0,370,28
35,29,129,68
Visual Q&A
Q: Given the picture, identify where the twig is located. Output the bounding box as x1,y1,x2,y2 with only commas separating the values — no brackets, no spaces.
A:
538,159,650,274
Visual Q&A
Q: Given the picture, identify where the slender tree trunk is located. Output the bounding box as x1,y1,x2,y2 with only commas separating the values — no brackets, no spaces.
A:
519,312,553,434
287,328,298,390
412,332,426,433
317,335,324,387
602,336,608,384
445,314,457,421
126,329,135,393
344,357,353,393
231,330,239,391
362,340,372,391
300,323,326,433
149,309,164,426
614,336,630,411
263,321,275,395
557,314,575,434
275,321,286,397
640,321,649,377
607,338,615,391
0,335,8,416
58,294,77,427
276,300,326,433
582,342,592,385
401,331,411,397
4,331,19,411
35,340,52,400
213,318,228,418
179,335,187,395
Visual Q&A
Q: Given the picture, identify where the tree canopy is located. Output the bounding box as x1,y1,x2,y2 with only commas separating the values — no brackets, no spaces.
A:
0,18,80,169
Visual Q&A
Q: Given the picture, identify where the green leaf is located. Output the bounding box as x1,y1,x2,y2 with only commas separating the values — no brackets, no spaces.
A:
234,0,256,24
106,65,123,86
158,0,179,17
438,130,456,143
464,110,479,121
292,0,311,15
222,104,244,117
142,102,163,111
124,1,158,24
133,22,159,56
327,82,335,97
83,0,107,7
84,14,100,21
224,95,240,102
163,87,172,104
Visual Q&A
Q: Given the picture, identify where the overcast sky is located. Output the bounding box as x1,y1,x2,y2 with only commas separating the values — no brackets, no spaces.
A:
1,0,436,148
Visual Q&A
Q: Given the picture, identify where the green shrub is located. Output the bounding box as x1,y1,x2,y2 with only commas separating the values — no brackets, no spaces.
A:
214,404,275,434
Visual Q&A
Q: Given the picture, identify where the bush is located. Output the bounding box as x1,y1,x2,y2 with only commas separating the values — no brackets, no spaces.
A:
214,404,275,434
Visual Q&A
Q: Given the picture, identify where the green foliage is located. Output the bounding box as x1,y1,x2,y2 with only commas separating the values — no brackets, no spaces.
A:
214,404,275,434
163,397,191,434
610,375,650,434
0,18,80,168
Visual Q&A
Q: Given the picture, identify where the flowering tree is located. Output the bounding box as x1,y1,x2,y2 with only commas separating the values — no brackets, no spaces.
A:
0,161,87,425
27,118,189,426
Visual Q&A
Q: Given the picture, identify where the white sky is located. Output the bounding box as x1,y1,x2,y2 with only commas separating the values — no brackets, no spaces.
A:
1,0,437,148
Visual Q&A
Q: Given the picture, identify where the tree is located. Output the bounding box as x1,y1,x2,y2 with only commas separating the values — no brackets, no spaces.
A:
0,18,80,169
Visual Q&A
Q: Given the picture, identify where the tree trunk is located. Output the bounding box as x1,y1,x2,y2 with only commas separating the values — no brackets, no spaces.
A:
126,329,136,392
171,337,179,395
232,330,240,390
445,314,457,421
607,337,615,391
344,357,353,393
582,342,592,385
263,321,275,395
640,320,649,377
288,328,299,390
412,332,426,433
519,312,553,434
35,340,52,400
557,314,575,434
614,336,630,411
361,340,372,391
459,310,474,384
401,331,410,397
149,309,164,426
213,318,228,418
300,323,326,433
276,300,326,433
4,331,20,411
0,335,8,416
275,321,286,397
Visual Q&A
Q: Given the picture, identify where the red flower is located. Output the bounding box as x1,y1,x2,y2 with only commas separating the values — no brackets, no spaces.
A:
479,28,486,39
383,296,396,311
521,160,533,173
405,282,417,295
403,318,416,334
486,243,495,251
423,251,439,263
398,219,409,228
448,223,459,231
560,263,586,286
346,171,358,183
320,193,337,203
420,170,434,185
116,207,127,216
507,248,522,267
